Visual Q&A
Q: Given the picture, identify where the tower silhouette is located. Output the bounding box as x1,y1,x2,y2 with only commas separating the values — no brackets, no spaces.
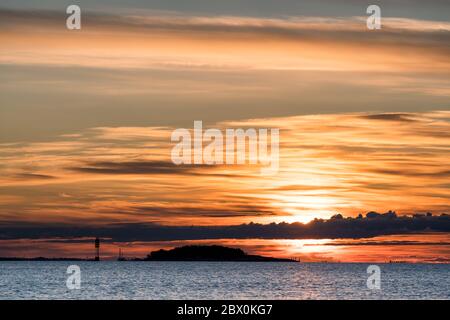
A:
118,248,125,261
94,237,100,261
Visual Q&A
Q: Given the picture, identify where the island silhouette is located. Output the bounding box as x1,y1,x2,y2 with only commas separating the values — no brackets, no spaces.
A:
142,245,295,262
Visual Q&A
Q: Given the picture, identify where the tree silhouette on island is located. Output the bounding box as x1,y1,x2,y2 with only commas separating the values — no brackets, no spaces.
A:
142,245,295,262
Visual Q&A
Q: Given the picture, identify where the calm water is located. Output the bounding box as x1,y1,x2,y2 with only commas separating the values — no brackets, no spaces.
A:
0,262,448,300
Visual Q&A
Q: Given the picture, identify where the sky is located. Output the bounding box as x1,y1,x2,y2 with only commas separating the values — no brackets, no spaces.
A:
0,1,449,261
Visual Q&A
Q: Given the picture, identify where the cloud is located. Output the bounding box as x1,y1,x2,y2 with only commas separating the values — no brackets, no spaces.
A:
0,213,449,242
2,8,450,34
362,113,416,122
368,169,450,178
128,204,278,218
70,160,204,175
13,173,55,180
313,240,450,246
1,9,449,73
68,160,249,178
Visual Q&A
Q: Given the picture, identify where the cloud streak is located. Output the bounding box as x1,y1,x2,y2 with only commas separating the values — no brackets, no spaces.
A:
0,212,449,242
70,160,209,175
1,9,449,73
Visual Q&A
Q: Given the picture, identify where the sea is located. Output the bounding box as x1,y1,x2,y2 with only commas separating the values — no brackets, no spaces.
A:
0,261,448,300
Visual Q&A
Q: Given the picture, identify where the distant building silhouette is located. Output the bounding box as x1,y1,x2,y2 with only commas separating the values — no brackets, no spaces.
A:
94,237,100,261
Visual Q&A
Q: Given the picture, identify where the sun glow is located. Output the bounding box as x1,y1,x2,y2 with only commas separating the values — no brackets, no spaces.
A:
266,194,343,223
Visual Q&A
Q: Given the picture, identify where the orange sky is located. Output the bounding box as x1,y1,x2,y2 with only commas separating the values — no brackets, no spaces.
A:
0,8,449,261
0,111,449,226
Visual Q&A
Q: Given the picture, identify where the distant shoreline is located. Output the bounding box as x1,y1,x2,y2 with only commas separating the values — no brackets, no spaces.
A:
0,257,296,262
0,257,90,261
0,259,445,264
0,245,298,262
